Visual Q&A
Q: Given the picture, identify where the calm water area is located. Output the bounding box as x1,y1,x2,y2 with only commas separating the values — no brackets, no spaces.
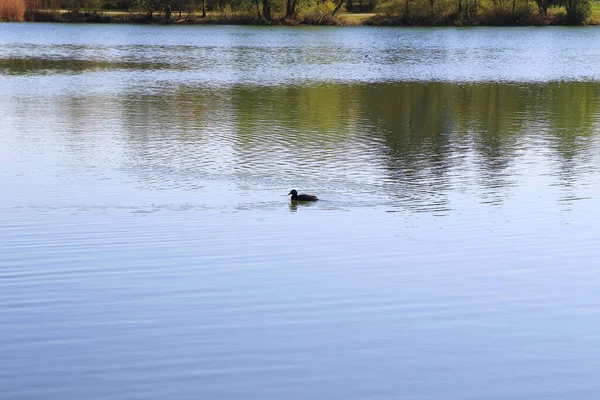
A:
2,23,600,399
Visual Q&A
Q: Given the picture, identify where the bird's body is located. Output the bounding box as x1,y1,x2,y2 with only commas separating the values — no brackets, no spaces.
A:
288,189,318,201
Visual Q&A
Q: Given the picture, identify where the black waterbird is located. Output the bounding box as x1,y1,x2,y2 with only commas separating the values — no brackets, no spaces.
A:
288,190,318,201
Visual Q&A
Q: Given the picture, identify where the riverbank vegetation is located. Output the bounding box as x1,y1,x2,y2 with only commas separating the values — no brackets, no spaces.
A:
0,0,596,24
372,0,593,25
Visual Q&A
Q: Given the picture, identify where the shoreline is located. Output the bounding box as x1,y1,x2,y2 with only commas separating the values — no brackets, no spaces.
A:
20,14,600,27
12,4,600,26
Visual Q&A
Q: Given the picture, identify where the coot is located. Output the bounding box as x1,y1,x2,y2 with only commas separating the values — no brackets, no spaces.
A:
288,189,318,201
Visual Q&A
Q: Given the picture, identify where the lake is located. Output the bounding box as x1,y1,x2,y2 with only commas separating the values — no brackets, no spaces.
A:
2,23,600,399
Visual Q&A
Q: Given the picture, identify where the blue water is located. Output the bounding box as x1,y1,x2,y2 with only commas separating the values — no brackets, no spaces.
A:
2,24,600,399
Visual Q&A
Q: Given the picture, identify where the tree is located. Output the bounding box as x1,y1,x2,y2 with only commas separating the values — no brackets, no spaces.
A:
135,0,162,17
286,0,297,17
262,0,271,20
565,0,591,24
332,0,345,16
532,0,562,14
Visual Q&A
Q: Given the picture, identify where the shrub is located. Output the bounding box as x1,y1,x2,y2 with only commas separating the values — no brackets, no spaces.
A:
0,0,26,21
25,9,63,21
565,0,590,24
297,0,342,24
374,0,445,24
374,0,403,17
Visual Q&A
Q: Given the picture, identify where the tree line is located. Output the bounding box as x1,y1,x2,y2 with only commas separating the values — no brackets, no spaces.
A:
1,0,593,24
373,0,592,25
21,0,349,23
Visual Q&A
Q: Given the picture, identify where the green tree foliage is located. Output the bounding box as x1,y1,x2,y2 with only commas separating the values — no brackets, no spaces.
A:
297,0,340,23
373,0,588,24
564,0,590,24
34,0,346,23
133,0,163,16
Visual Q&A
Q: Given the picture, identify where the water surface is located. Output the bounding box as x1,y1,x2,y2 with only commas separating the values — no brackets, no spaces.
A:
2,24,600,400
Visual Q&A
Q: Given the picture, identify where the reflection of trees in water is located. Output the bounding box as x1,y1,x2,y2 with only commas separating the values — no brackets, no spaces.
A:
539,83,599,206
110,81,600,209
360,83,457,212
227,84,364,190
544,83,598,184
0,56,169,75
362,82,600,210
455,84,526,205
118,87,235,190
